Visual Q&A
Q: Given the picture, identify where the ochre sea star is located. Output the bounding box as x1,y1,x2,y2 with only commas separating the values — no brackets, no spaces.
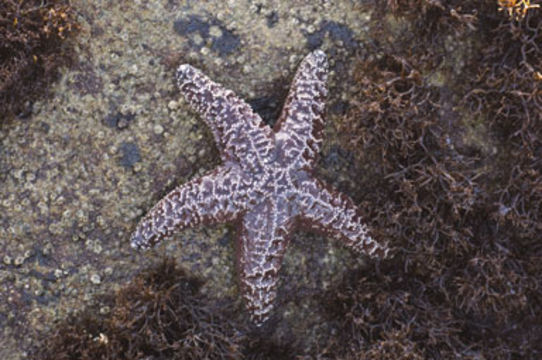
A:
131,50,390,325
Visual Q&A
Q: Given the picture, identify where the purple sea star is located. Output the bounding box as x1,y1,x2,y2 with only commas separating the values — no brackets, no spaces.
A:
131,50,390,325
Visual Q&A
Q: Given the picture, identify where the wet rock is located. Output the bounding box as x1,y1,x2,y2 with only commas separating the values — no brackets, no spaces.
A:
266,11,279,28
103,111,135,130
305,20,357,50
119,142,141,168
70,63,103,96
248,95,282,127
173,15,241,56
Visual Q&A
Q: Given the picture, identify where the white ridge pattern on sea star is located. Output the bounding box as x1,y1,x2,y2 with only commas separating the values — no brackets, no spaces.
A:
131,50,390,325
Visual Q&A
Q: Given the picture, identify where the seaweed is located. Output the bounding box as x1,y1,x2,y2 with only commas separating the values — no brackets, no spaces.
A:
329,1,541,358
34,258,302,359
0,0,78,118
36,258,245,360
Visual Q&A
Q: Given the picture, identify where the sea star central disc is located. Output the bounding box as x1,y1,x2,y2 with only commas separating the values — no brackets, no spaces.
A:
131,50,390,325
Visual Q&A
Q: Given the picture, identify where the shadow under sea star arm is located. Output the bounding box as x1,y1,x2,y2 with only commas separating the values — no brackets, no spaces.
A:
274,50,329,168
131,164,249,250
236,200,292,325
296,176,390,259
176,64,274,169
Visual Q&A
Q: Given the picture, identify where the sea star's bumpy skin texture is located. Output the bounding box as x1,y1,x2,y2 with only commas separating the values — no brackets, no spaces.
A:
131,50,390,325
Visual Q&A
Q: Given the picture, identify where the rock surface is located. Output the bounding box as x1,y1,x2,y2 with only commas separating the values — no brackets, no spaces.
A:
0,1,394,357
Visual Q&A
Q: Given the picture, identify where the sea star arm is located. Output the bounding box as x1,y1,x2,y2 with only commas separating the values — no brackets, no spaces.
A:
130,164,248,249
236,200,292,325
274,50,329,168
176,64,274,169
296,176,390,259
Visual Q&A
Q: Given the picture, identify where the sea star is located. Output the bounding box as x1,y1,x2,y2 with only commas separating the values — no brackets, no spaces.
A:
131,50,390,325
